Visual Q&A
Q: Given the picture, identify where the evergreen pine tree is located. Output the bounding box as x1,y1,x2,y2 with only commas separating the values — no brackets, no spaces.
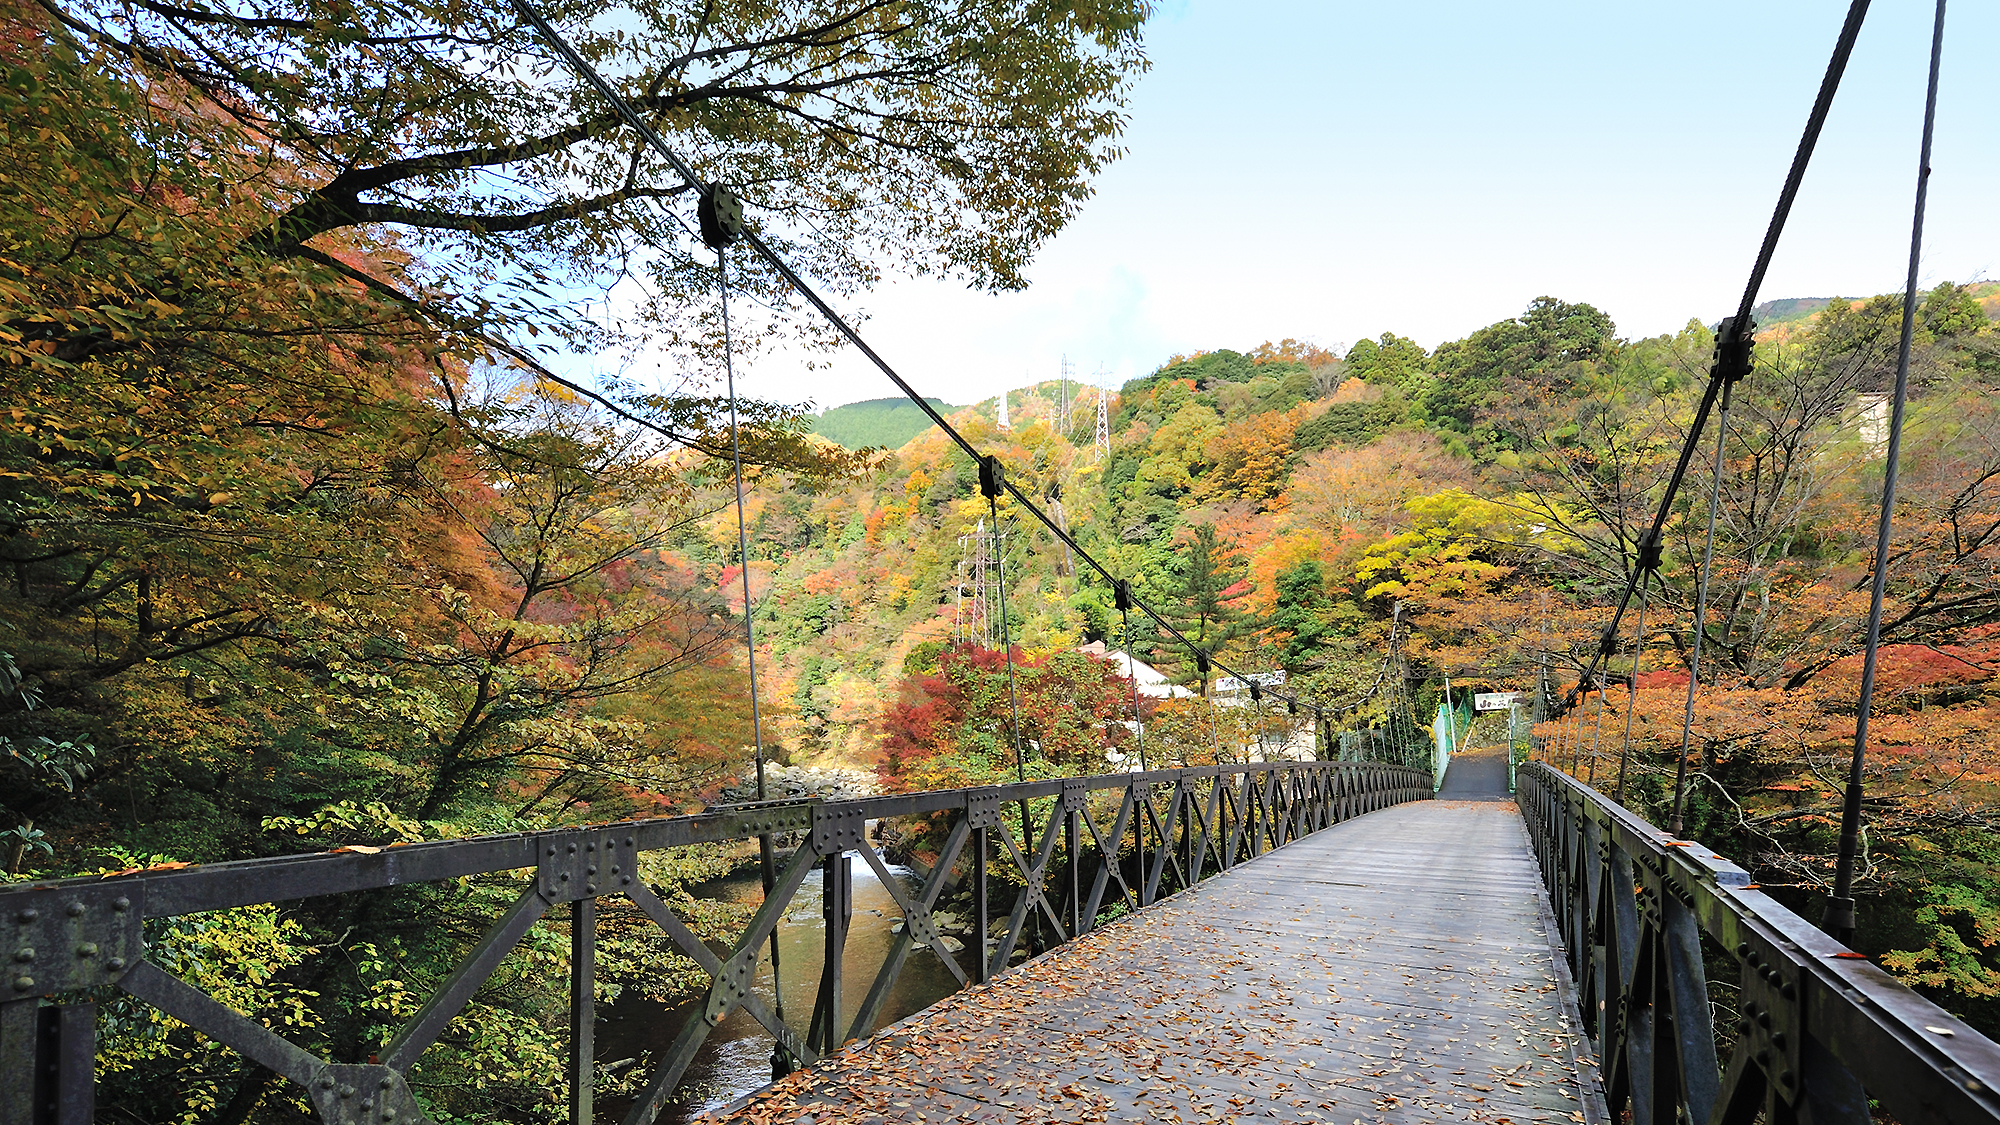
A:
1156,524,1252,686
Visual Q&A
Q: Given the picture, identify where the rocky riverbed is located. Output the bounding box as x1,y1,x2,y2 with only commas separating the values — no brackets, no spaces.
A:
713,763,878,804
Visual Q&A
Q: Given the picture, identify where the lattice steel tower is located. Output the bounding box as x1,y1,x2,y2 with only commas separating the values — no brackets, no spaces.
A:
954,519,1005,646
1057,356,1074,430
1093,383,1110,461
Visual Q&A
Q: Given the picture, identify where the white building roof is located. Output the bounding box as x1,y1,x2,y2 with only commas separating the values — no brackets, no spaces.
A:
1077,642,1196,698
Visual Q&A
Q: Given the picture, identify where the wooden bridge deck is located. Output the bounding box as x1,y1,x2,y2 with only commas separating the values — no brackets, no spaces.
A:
702,749,1602,1124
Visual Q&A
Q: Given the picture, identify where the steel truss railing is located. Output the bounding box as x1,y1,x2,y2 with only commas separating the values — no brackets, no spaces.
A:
1517,761,2000,1125
0,760,1430,1125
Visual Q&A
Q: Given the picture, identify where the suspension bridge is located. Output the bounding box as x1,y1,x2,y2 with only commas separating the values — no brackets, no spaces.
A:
7,0,2000,1123
8,738,1999,1125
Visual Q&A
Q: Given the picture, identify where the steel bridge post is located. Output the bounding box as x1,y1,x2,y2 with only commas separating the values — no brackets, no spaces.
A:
972,826,989,984
569,898,596,1125
808,851,851,1057
1064,801,1081,937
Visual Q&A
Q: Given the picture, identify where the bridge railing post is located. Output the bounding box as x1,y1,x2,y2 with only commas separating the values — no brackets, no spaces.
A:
807,850,851,1057
972,825,989,984
1063,799,1080,937
569,898,596,1124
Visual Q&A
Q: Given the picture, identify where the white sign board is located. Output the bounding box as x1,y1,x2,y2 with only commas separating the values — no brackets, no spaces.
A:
1474,691,1523,712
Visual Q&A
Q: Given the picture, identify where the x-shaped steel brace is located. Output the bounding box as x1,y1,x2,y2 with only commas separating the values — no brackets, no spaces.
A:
619,842,819,1125
1077,787,1139,928
989,801,1071,972
847,816,974,1041
1142,784,1190,899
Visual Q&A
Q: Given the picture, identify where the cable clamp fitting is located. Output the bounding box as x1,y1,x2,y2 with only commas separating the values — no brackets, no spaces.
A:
699,186,744,249
1712,315,1755,385
978,455,1005,499
1636,527,1664,575
1113,580,1133,612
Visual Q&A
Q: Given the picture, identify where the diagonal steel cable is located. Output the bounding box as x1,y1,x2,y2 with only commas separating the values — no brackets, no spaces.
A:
505,0,1381,725
1670,374,1737,836
1557,0,1873,716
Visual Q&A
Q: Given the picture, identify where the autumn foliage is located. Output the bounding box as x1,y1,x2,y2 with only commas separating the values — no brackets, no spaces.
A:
878,644,1133,792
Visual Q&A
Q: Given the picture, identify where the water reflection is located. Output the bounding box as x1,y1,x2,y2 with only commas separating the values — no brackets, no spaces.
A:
596,851,965,1123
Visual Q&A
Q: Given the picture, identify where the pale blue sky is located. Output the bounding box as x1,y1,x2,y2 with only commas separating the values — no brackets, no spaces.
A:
713,0,1998,409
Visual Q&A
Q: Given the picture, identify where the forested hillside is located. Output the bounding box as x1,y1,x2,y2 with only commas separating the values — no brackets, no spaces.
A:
717,288,2000,1030
804,397,961,451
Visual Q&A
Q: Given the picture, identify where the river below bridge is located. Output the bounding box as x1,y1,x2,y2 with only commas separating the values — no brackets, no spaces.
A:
596,852,964,1124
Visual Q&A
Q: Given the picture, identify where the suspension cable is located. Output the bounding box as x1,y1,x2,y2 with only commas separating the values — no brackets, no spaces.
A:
1670,366,1740,836
1825,0,1948,944
977,461,1035,853
714,203,792,1077
1115,584,1148,771
505,0,1348,725
717,248,768,800
983,473,1027,786
1616,572,1651,803
1587,675,1607,786
1556,0,1873,716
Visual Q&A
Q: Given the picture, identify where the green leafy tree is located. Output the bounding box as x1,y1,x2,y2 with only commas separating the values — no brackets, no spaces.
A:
29,0,1150,370
1270,560,1334,675
1343,332,1432,398
1427,297,1617,433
